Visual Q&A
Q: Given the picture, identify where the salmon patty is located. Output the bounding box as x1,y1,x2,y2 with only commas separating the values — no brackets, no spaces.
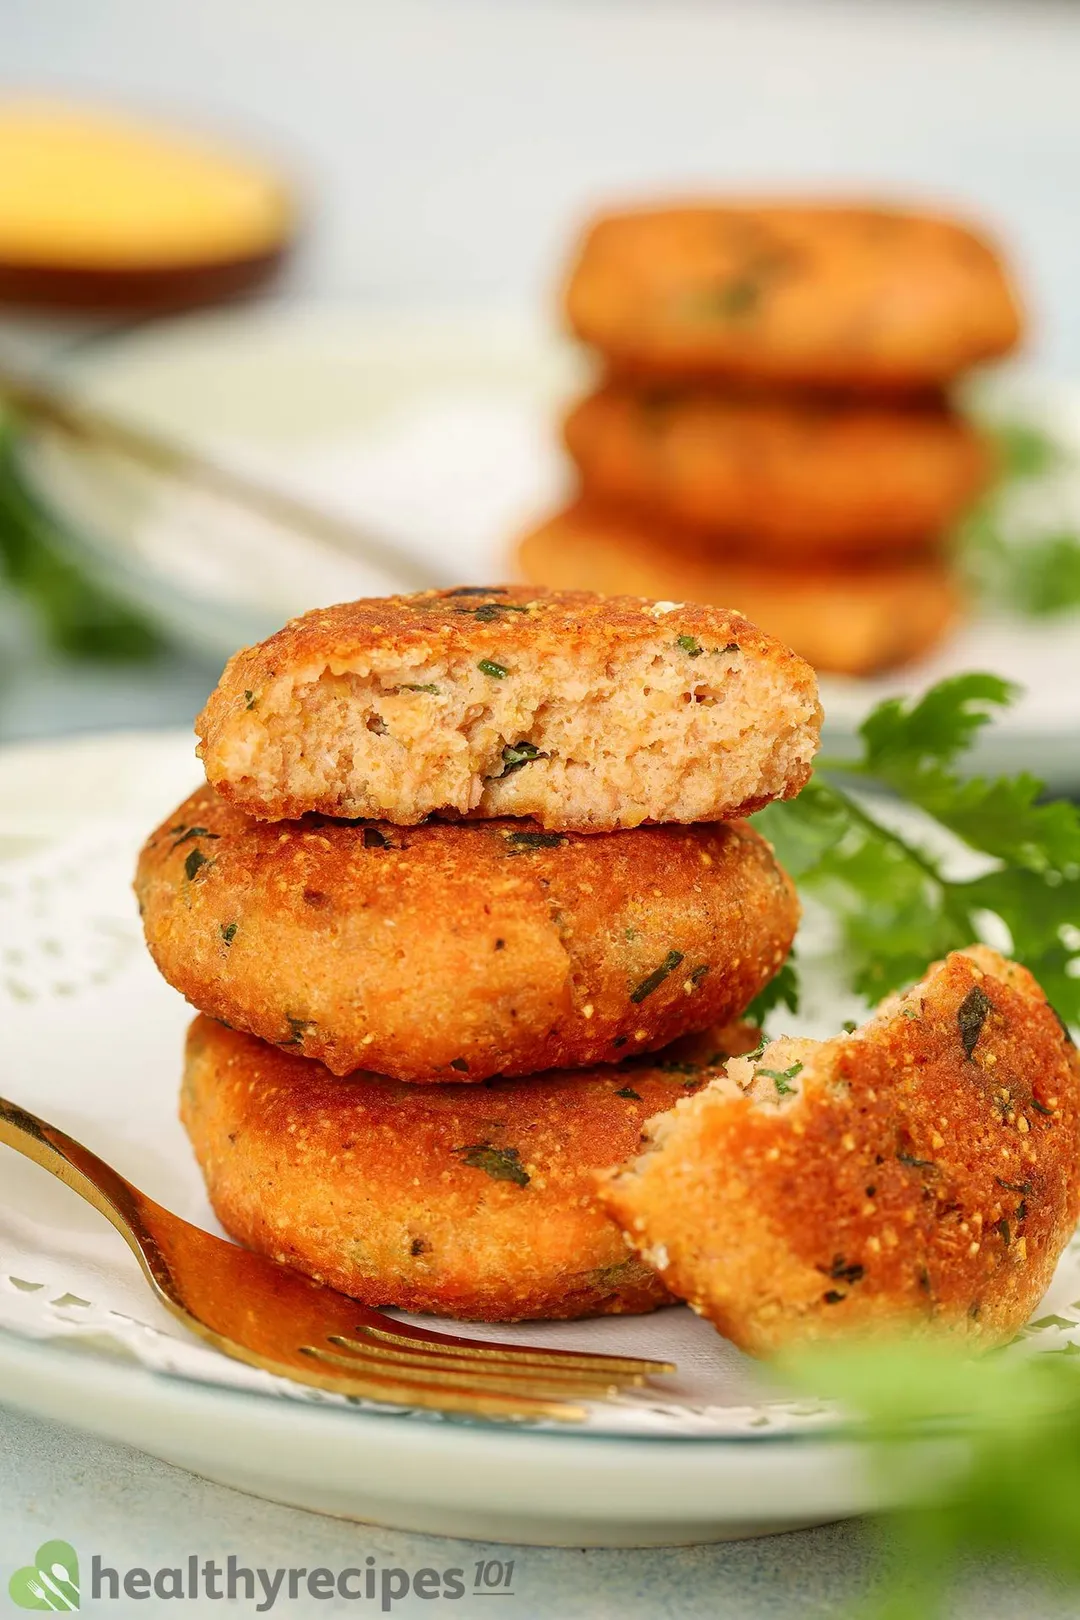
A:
181,1015,759,1322
137,786,798,1081
196,586,822,831
517,503,961,677
564,202,1023,389
598,948,1080,1355
564,384,992,559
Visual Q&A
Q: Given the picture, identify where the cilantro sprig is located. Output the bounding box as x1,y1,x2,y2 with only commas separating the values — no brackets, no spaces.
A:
754,673,1080,1027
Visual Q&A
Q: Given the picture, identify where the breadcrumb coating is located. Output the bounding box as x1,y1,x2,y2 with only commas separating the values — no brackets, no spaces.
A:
564,202,1023,388
196,586,822,830
599,948,1080,1354
180,1015,761,1322
565,383,993,559
137,786,798,1081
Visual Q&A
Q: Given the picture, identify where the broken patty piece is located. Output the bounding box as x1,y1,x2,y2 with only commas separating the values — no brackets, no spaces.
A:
195,586,822,830
598,947,1080,1355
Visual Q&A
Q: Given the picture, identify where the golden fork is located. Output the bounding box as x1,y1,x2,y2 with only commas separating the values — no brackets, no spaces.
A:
0,1095,673,1422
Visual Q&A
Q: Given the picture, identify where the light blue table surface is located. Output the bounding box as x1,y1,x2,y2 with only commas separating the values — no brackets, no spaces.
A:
4,5,1080,1611
3,1401,1080,1620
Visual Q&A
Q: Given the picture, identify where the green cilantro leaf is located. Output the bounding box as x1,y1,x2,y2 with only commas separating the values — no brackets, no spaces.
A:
744,958,800,1024
755,673,1080,1028
858,672,1017,777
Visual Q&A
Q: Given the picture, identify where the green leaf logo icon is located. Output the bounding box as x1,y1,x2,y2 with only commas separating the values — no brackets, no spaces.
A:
9,1541,80,1610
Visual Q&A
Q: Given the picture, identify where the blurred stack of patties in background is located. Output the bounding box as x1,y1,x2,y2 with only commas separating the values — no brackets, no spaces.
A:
519,202,1025,676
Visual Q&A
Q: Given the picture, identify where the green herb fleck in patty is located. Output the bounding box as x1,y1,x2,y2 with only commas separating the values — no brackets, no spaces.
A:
456,602,530,621
1052,1006,1076,1046
758,1061,803,1096
958,985,993,1060
478,658,510,679
704,276,761,319
505,830,566,851
170,825,220,851
454,1143,530,1187
282,1015,315,1047
820,1256,865,1285
494,741,549,778
184,848,212,881
630,950,684,1004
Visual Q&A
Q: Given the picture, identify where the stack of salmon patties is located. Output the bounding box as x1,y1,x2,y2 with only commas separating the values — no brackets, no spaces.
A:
135,586,821,1322
519,202,1025,677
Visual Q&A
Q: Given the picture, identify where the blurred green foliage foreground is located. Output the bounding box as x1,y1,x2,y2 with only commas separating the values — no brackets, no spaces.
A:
787,1338,1080,1618
0,429,160,659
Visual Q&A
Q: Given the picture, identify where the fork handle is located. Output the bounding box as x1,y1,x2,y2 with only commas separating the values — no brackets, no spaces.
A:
0,1093,152,1253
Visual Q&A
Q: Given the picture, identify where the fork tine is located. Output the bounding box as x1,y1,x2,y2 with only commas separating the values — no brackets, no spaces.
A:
304,1343,625,1401
352,1318,676,1376
325,1333,648,1388
276,1346,587,1421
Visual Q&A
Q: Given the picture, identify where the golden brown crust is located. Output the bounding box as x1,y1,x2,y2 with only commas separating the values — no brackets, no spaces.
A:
564,203,1023,388
599,948,1080,1354
564,384,993,559
517,503,962,677
195,586,822,830
180,1016,749,1321
136,786,798,1081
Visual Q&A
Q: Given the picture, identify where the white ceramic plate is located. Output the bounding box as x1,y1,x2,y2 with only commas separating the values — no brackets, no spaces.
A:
10,303,1080,784
2,729,1080,1547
